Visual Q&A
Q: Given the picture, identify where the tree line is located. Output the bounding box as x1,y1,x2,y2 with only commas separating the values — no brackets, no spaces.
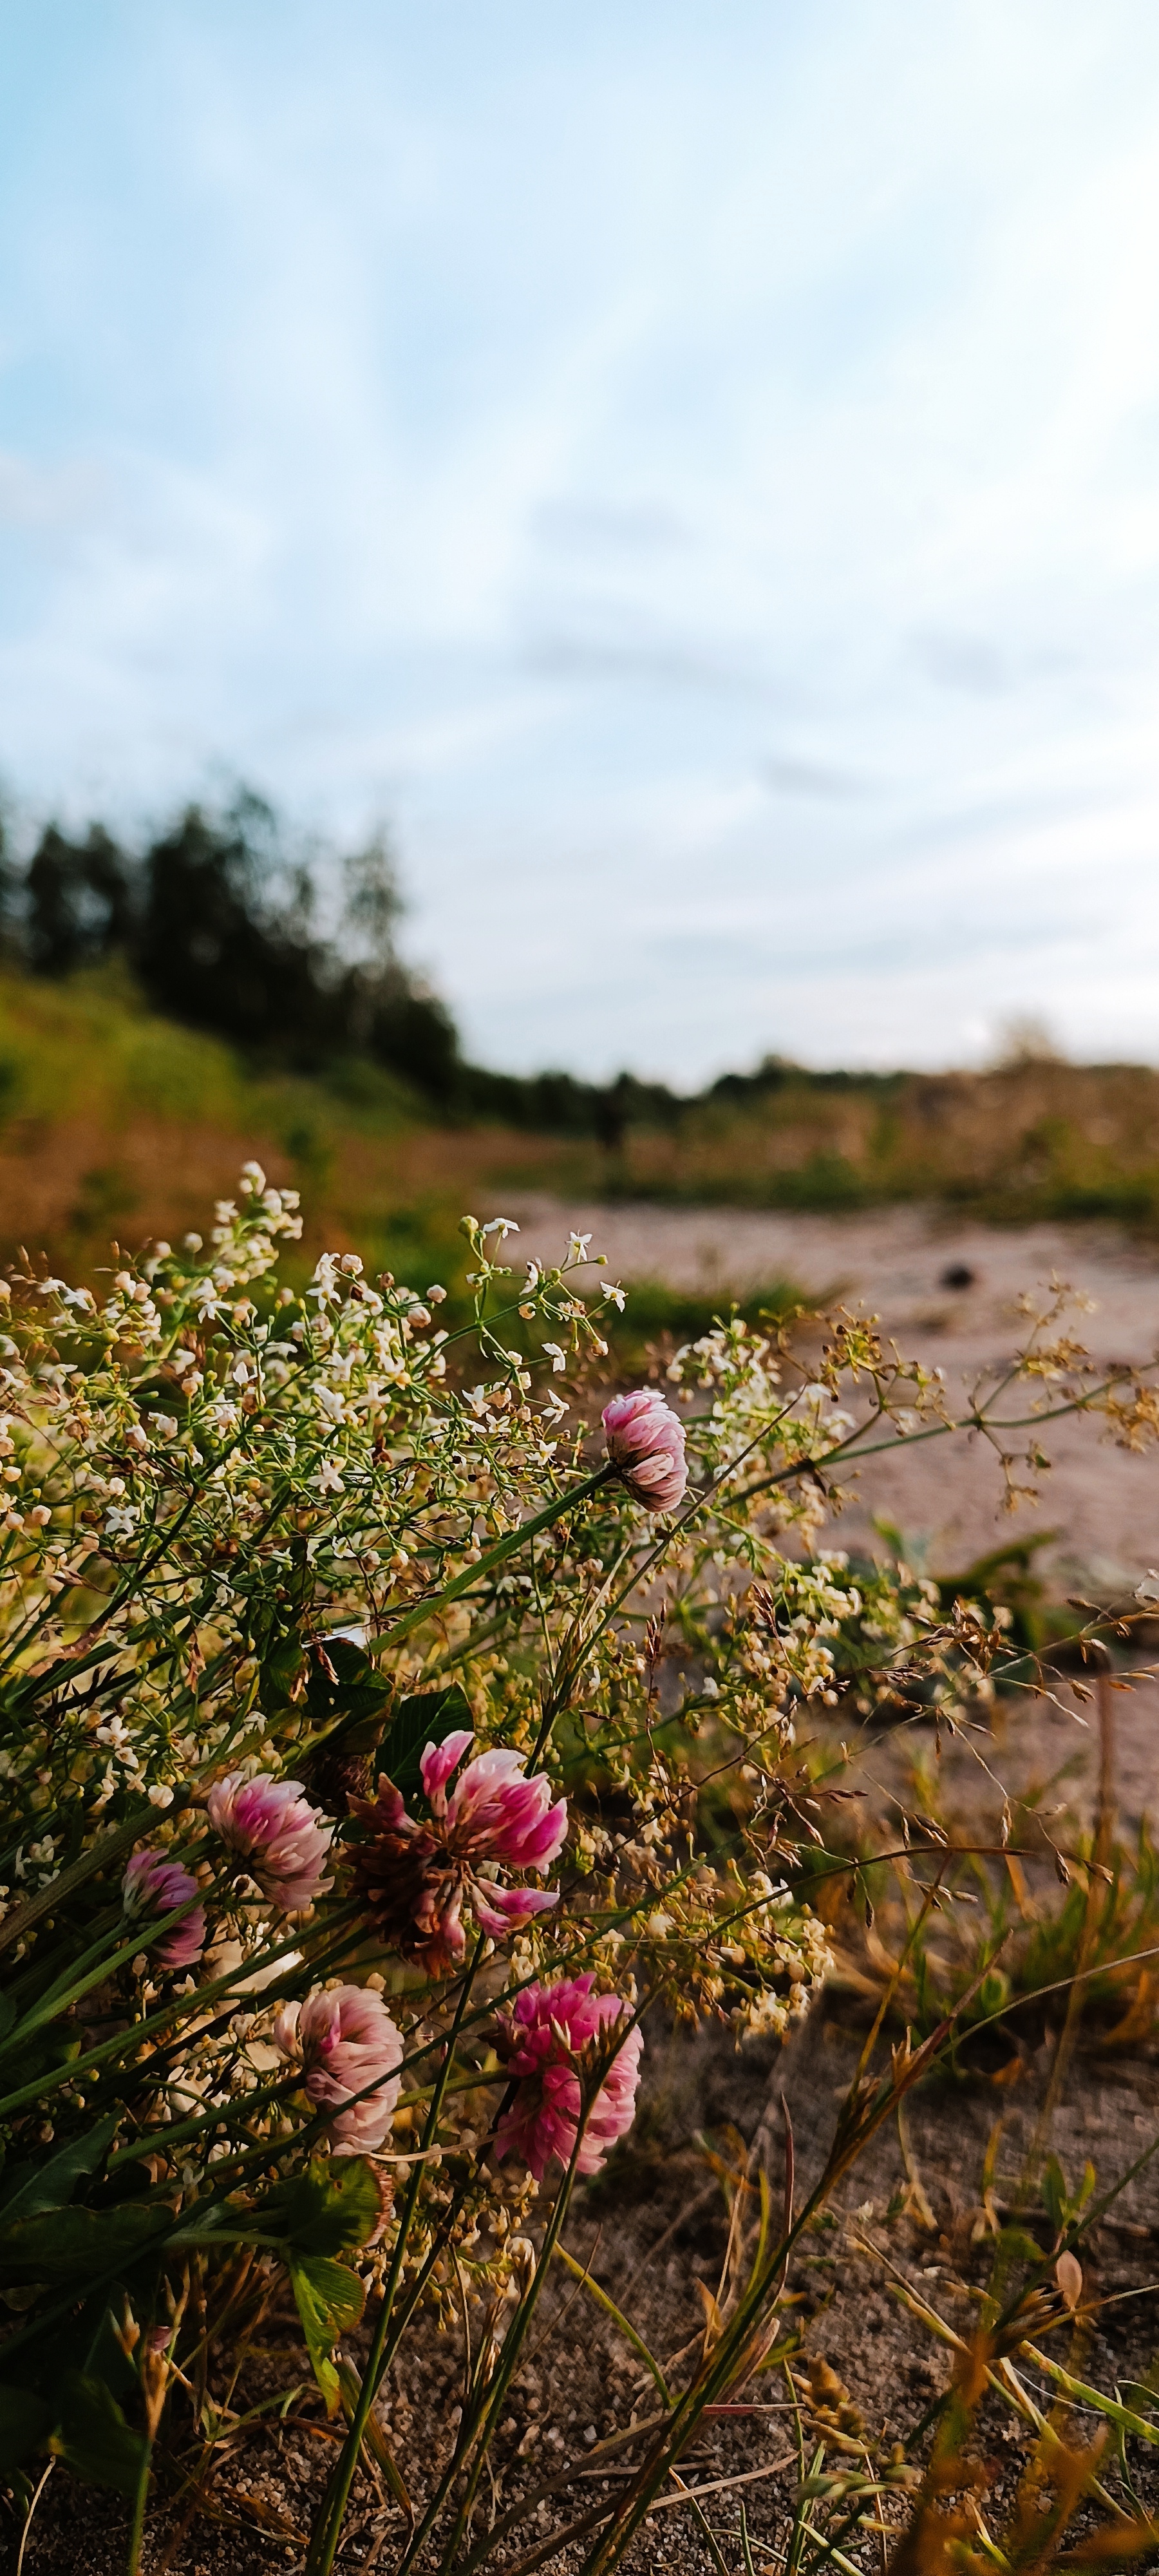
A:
0,789,863,1133
0,790,686,1138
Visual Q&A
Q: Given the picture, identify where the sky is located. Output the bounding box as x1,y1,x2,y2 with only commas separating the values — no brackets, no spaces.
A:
2,3,1159,1083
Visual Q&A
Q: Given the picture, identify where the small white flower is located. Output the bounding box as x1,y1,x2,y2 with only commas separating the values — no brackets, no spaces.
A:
542,1343,568,1374
310,1255,340,1305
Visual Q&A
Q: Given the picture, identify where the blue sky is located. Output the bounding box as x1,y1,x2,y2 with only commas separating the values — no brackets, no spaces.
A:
3,3,1159,1080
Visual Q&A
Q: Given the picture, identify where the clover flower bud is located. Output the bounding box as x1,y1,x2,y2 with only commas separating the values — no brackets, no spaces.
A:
274,1983,402,2153
494,1975,643,2180
602,1389,687,1512
122,1848,205,1970
207,1772,334,1912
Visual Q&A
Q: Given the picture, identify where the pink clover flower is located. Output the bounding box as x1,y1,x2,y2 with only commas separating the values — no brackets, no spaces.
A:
494,1973,643,2179
602,1390,687,1513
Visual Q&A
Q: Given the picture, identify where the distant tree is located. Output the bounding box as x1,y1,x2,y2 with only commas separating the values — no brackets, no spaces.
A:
25,824,134,974
135,796,338,1061
364,977,463,1101
0,810,19,960
342,833,404,972
8,786,690,1132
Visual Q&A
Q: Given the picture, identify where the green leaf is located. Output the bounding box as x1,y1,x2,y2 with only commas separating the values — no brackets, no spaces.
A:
24,2292,138,2407
0,2202,165,2286
1042,2152,1069,2234
51,2370,147,2497
305,1637,391,1738
379,1684,472,1797
0,2112,120,2226
259,1633,308,1710
276,2158,382,2257
288,2255,366,2416
200,2157,382,2259
0,2382,52,2478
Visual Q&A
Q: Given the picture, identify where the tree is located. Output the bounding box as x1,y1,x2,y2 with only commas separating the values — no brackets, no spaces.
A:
24,824,134,974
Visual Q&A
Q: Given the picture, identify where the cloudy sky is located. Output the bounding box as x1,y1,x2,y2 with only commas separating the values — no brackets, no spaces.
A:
3,2,1159,1081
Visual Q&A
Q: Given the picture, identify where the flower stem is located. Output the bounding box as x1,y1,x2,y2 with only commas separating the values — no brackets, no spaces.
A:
124,2436,152,2576
371,1464,615,1655
304,1944,485,2576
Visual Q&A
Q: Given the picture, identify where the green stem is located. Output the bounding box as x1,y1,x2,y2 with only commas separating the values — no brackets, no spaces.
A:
125,2436,152,2575
0,1911,327,2122
368,1464,615,1657
413,2008,649,2576
304,1943,485,2576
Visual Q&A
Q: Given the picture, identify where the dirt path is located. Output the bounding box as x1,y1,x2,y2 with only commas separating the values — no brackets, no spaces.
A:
511,1198,1159,1585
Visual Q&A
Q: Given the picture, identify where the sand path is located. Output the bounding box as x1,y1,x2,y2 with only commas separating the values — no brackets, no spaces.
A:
509,1197,1159,1584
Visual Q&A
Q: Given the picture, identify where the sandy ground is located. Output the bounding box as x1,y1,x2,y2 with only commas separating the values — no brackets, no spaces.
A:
511,1198,1159,1588
26,2007,1159,2576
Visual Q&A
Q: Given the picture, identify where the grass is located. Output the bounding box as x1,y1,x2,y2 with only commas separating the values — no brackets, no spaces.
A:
612,1059,1159,1220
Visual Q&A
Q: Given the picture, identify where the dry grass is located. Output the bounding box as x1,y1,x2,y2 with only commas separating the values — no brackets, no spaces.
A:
617,1061,1159,1219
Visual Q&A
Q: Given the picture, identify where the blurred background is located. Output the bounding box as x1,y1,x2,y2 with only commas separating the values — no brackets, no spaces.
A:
3,0,1159,1573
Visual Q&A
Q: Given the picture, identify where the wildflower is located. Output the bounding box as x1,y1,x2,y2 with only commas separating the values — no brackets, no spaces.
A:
122,1848,205,1970
350,1732,566,1975
207,1772,334,1911
274,1983,402,2154
602,1389,688,1513
494,1975,643,2179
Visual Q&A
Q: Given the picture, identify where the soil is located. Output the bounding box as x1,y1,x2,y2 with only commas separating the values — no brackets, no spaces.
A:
17,1996,1159,2576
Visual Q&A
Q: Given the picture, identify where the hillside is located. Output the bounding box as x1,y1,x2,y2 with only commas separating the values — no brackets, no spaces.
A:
4,965,1159,1301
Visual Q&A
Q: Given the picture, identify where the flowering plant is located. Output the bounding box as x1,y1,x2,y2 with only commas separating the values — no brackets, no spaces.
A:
0,1172,1151,2571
